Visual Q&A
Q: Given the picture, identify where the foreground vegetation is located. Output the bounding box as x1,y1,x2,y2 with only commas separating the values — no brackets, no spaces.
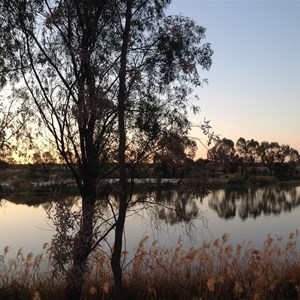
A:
1,231,300,300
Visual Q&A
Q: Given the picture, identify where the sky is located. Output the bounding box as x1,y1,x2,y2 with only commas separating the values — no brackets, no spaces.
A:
167,0,300,158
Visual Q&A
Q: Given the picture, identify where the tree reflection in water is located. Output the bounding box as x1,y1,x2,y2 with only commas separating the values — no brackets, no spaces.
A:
4,186,300,225
154,190,204,225
208,186,300,220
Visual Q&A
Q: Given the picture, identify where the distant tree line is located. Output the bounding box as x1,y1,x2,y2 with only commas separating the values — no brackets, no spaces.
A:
207,137,299,179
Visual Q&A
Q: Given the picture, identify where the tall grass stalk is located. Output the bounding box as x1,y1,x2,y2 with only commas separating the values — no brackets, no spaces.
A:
1,232,300,299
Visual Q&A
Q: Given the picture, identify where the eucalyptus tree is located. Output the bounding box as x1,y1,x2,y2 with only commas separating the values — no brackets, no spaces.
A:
0,90,33,164
207,138,235,173
259,141,281,175
153,134,197,178
236,137,247,174
0,20,33,163
262,143,299,178
235,138,260,174
0,0,213,299
236,137,247,158
283,145,299,163
281,145,299,177
245,139,260,173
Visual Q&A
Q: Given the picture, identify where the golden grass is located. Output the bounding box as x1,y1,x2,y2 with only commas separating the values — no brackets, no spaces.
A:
1,232,300,299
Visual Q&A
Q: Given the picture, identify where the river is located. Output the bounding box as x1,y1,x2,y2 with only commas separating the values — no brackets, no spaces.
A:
1,185,300,258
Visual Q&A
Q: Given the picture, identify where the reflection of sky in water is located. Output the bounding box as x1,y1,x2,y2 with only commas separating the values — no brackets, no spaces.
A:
0,201,54,257
124,191,300,254
1,186,300,257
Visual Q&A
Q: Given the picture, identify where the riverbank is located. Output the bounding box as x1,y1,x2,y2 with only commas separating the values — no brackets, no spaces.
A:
1,232,300,300
2,171,300,193
1,164,300,192
2,165,300,209
208,173,300,189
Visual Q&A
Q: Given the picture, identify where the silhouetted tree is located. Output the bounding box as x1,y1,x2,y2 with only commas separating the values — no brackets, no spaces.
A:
210,137,299,179
0,90,33,164
154,134,197,178
207,138,235,174
1,1,213,299
245,139,260,174
285,146,299,177
273,145,299,179
236,137,247,174
260,142,282,175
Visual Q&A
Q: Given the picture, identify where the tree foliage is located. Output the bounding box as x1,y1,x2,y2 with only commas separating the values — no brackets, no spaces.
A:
0,0,213,299
208,137,299,177
0,89,33,163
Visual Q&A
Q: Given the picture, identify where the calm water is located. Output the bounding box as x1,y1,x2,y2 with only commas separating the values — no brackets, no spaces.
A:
1,186,300,258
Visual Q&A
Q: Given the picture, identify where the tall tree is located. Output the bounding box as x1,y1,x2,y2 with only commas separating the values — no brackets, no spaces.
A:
0,89,33,164
207,138,235,173
0,0,213,299
260,141,281,175
236,137,247,174
154,134,197,178
282,145,299,178
245,139,260,174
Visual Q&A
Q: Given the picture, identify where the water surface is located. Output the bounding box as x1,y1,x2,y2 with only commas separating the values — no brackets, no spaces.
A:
1,186,300,258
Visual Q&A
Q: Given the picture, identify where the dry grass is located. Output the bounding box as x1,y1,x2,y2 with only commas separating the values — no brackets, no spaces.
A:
1,232,300,299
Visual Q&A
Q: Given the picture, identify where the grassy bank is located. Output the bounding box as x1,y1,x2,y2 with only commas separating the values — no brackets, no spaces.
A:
208,173,300,189
1,232,300,299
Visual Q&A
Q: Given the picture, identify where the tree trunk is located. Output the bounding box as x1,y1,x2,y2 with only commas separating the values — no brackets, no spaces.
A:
111,1,132,299
64,279,82,300
111,193,127,300
64,183,96,300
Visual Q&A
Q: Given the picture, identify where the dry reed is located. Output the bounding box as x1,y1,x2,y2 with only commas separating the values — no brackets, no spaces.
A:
1,231,300,299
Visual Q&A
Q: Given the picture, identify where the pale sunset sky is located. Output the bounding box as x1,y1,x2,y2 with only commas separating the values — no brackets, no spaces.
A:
168,0,300,159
